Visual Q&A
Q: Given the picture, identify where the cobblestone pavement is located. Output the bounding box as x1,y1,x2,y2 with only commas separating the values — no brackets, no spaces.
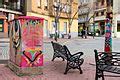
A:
0,37,120,80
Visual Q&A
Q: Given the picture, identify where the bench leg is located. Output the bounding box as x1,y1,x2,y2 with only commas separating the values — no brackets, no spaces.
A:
95,69,99,80
95,73,98,80
95,70,104,80
52,53,56,61
78,67,83,74
62,57,65,61
64,62,70,74
101,71,104,80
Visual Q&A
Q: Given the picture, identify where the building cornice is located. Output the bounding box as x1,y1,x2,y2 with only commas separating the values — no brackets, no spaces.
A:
0,8,23,15
94,8,106,12
30,10,49,16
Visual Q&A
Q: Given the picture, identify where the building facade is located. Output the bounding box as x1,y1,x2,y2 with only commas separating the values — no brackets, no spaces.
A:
113,0,120,38
0,0,25,38
78,0,94,36
26,0,78,38
93,0,107,36
94,0,120,38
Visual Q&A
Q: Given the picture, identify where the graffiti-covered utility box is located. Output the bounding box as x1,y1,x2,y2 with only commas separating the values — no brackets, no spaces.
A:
8,16,43,76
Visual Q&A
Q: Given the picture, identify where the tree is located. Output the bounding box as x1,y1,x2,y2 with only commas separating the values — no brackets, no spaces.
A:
65,1,78,39
53,0,79,41
53,0,94,40
53,1,62,41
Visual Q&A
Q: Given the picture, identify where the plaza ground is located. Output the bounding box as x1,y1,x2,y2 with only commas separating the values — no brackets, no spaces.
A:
0,37,120,80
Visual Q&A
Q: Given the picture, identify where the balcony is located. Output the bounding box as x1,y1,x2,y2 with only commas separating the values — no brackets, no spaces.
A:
93,2,106,11
0,0,25,13
49,2,71,18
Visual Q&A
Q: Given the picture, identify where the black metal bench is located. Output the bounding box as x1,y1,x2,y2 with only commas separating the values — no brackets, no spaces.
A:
94,49,120,80
51,41,84,74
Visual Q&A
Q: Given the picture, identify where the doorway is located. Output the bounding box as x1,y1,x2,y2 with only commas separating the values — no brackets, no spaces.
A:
100,22,105,35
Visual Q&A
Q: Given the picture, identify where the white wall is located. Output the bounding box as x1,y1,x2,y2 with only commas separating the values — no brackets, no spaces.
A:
113,14,120,38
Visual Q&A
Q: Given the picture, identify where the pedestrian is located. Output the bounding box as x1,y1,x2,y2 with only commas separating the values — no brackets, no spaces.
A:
84,29,87,39
98,29,100,36
81,29,84,38
82,28,87,39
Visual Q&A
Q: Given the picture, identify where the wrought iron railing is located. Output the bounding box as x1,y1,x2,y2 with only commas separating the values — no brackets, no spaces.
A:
0,4,24,13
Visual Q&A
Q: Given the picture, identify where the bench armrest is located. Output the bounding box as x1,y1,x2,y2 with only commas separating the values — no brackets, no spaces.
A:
71,52,84,58
69,52,84,62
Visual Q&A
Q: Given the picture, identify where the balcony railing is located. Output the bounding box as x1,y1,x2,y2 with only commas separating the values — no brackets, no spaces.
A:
93,2,106,10
0,4,24,13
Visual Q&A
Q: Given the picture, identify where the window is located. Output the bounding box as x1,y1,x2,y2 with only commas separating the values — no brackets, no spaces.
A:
13,2,17,9
101,11,104,16
63,5,71,13
38,0,41,8
96,12,99,16
51,21,59,34
85,0,89,3
63,5,67,12
67,0,72,3
51,21,55,34
0,0,3,6
63,22,67,34
44,0,48,10
80,0,89,3
44,20,48,36
0,20,4,32
66,5,71,13
101,0,104,5
17,0,21,10
117,23,120,32
54,0,60,2
4,0,8,2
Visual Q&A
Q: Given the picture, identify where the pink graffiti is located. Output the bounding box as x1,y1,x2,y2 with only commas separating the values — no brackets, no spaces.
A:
21,51,43,67
22,23,43,49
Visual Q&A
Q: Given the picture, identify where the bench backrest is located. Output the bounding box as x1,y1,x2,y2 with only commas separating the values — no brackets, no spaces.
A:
63,45,72,59
51,41,70,60
94,49,120,66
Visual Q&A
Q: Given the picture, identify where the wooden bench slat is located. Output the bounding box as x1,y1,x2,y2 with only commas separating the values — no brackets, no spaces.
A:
113,68,120,74
104,66,113,71
99,65,120,74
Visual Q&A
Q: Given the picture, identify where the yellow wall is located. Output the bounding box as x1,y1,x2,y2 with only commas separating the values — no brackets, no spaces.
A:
27,12,50,28
71,19,78,32
47,17,78,34
27,12,78,37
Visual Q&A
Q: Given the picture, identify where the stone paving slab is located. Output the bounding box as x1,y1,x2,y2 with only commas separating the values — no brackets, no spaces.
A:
0,61,95,80
0,59,120,80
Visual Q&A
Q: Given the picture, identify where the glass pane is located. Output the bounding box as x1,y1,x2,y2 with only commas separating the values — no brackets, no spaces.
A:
0,20,3,32
64,22,67,34
0,28,2,31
